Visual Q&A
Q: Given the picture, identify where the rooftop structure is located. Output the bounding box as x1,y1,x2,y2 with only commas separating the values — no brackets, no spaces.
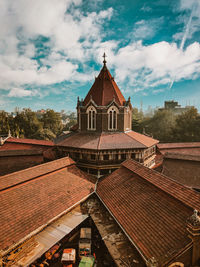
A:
0,157,95,255
0,137,54,150
0,136,56,175
57,55,158,176
1,158,200,266
97,159,200,266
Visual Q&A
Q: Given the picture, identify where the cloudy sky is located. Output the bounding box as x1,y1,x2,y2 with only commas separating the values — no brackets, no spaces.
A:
1,0,200,112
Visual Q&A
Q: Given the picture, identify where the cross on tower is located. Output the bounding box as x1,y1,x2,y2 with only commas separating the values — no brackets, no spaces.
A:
103,52,107,66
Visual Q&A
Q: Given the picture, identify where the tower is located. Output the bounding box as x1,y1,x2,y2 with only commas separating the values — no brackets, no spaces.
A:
77,53,132,133
57,54,158,177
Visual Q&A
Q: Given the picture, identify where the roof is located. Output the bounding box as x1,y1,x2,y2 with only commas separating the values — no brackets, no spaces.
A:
57,131,158,150
0,157,95,253
0,149,43,157
83,64,126,106
2,137,54,147
96,159,200,265
164,152,200,162
157,142,200,149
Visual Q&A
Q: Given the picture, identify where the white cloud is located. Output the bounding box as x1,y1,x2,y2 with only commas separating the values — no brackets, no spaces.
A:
0,0,114,96
8,87,38,97
173,0,200,42
132,18,163,40
110,41,200,90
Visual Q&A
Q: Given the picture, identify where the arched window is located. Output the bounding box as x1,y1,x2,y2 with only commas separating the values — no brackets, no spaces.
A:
86,106,96,130
126,107,131,130
108,106,118,130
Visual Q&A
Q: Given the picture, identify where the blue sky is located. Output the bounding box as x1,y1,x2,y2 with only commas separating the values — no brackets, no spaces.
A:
1,0,200,112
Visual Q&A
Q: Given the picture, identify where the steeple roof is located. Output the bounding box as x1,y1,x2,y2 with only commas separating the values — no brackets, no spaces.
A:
83,59,126,106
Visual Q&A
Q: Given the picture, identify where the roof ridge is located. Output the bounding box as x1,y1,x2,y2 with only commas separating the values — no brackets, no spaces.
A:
0,157,75,192
122,159,200,211
124,131,147,147
97,132,103,150
6,137,54,146
0,166,67,194
0,156,73,178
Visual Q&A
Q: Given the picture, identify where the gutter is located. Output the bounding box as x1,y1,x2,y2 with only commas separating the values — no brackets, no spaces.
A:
0,191,95,257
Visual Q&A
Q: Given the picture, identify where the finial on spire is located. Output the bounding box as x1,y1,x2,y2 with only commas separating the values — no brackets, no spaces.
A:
103,52,107,66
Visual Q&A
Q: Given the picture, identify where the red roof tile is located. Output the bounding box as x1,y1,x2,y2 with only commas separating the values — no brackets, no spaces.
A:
83,65,126,106
126,131,159,147
164,152,200,162
159,147,200,156
97,159,200,264
57,131,158,150
157,142,200,149
0,157,95,252
0,157,74,191
4,137,54,146
0,149,43,157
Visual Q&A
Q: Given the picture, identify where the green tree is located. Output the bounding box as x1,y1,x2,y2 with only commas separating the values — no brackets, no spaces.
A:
40,109,63,136
13,108,43,138
132,108,144,133
31,128,56,141
143,109,176,142
172,107,200,142
0,111,10,135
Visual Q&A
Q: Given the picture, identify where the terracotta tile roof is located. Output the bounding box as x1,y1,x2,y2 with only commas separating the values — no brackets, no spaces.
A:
4,137,54,146
158,147,200,156
0,157,74,191
96,159,200,264
83,65,126,106
126,131,159,147
157,142,200,149
0,149,43,157
164,152,200,162
57,131,158,150
0,157,95,253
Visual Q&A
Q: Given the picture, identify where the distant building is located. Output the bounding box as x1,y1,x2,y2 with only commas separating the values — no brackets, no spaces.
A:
159,100,194,115
56,55,158,177
156,142,200,191
0,137,55,175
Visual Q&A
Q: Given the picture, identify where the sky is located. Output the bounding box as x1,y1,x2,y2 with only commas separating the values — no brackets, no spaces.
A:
1,0,200,112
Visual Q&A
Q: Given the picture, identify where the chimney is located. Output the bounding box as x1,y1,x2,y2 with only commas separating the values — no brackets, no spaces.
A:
186,209,200,266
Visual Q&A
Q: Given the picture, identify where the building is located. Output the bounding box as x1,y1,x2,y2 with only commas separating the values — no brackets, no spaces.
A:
1,158,200,266
159,100,193,115
162,152,200,191
0,136,55,175
0,157,96,266
0,136,54,151
56,55,158,177
97,159,200,266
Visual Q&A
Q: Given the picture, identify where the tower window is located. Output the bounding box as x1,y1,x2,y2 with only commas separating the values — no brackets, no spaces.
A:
87,106,96,130
108,106,118,130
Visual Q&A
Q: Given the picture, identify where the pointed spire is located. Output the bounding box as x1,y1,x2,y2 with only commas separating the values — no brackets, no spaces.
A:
103,52,107,66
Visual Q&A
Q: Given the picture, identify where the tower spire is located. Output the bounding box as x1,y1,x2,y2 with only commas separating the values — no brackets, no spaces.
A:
103,52,107,66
